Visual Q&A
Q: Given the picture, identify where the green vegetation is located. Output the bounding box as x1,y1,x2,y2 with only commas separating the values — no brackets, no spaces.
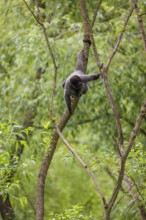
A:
0,0,146,220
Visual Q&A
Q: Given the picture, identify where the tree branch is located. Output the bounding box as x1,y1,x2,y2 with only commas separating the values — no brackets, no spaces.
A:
56,126,107,208
90,4,145,218
131,0,146,53
35,0,92,219
103,71,123,157
24,0,58,118
120,174,146,220
93,5,134,158
91,0,103,27
105,5,134,72
106,100,146,218
124,100,146,158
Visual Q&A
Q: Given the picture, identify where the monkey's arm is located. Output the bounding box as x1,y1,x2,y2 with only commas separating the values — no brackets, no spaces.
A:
64,92,72,114
79,73,101,82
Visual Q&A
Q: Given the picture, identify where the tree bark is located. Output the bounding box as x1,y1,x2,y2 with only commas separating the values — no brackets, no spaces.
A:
0,195,15,220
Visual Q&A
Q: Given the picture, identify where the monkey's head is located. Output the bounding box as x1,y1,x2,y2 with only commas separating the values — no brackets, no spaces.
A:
70,75,82,90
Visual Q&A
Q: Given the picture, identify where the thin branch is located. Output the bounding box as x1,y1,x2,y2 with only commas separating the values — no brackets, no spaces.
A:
92,5,135,159
131,0,146,53
124,100,146,158
130,176,145,201
124,175,146,220
105,168,125,193
33,0,58,118
107,168,146,219
112,183,134,211
105,5,134,72
124,117,146,136
106,100,146,217
91,0,102,27
33,115,146,137
56,126,107,208
91,32,125,157
89,5,134,160
23,0,43,26
24,0,58,118
91,35,103,70
81,3,134,218
102,70,123,157
89,2,103,70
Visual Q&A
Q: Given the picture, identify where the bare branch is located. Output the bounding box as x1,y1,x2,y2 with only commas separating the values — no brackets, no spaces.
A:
105,5,134,72
91,33,124,156
107,168,146,219
91,35,103,71
23,0,58,118
23,0,43,26
103,70,123,157
91,0,102,27
90,6,103,70
33,0,58,118
56,126,107,208
124,100,146,158
106,100,146,218
131,0,146,53
79,3,133,217
91,5,134,159
87,3,133,159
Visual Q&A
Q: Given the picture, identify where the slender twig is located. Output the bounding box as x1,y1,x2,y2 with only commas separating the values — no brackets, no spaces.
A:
91,0,102,27
33,0,58,118
105,5,134,72
124,101,146,158
23,0,42,26
103,71,123,157
56,126,107,208
113,183,134,211
23,0,58,118
130,176,145,203
84,1,103,70
91,35,103,70
131,0,146,52
123,175,146,219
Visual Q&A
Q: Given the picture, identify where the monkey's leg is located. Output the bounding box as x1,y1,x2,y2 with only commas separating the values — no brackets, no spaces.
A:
64,93,72,114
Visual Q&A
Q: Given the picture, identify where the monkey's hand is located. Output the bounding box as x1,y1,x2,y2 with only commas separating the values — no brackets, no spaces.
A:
93,73,101,80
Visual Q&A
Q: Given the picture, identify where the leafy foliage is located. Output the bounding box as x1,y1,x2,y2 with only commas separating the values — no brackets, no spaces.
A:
0,0,146,219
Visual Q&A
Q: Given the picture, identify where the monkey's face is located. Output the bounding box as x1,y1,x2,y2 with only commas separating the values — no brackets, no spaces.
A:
69,75,82,97
70,75,82,89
